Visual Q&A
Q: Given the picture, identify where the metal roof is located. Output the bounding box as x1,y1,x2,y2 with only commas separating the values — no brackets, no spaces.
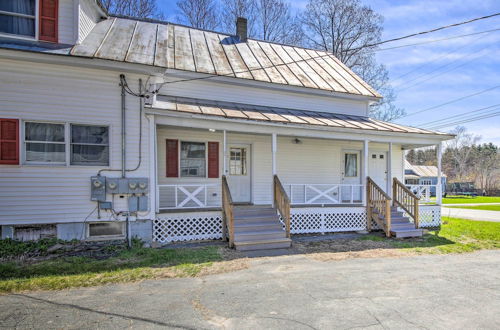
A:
71,17,381,98
405,160,447,177
153,96,449,136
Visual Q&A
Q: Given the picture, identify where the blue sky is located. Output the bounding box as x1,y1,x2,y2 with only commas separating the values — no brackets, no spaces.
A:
159,0,500,145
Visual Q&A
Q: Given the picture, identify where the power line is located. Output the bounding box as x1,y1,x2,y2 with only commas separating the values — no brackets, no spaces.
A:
350,12,500,51
375,28,500,52
427,111,500,129
397,84,500,119
419,103,500,127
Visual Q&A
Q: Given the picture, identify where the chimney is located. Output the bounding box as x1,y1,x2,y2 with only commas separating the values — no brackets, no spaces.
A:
236,17,247,42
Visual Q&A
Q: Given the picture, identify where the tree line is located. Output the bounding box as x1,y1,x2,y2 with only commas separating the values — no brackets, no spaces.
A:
101,0,404,122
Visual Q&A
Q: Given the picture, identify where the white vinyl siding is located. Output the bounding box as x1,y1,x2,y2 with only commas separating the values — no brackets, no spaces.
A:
0,58,149,225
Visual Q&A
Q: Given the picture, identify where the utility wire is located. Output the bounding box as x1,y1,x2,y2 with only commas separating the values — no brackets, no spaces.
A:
419,103,500,127
349,12,500,51
427,111,500,129
397,84,500,119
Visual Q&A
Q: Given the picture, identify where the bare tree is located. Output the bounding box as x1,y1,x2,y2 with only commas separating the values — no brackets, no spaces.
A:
446,126,481,182
100,0,164,19
301,0,404,121
176,0,219,30
220,0,258,37
255,0,303,44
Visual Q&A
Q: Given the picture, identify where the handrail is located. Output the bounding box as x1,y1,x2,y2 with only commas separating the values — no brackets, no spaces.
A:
221,176,235,247
274,175,291,238
366,177,392,237
393,178,420,228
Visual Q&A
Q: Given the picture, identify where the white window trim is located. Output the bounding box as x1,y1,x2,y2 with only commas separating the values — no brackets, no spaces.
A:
0,0,39,41
22,120,111,167
179,140,208,179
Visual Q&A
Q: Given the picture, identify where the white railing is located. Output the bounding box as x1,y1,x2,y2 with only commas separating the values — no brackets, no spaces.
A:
157,184,221,210
406,185,436,203
286,184,364,205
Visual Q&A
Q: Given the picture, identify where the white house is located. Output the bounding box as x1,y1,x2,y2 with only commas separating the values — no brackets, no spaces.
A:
0,0,453,249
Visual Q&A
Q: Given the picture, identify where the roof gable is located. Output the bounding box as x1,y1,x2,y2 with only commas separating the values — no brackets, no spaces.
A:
71,17,381,98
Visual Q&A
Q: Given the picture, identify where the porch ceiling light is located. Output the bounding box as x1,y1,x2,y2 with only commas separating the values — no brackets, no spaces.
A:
209,128,216,132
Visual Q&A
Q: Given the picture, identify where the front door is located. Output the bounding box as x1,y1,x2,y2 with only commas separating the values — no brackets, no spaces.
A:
227,144,251,203
341,150,362,202
369,151,388,192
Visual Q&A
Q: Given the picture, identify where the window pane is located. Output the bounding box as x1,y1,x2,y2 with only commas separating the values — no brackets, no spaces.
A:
0,0,35,15
71,125,109,144
229,148,247,175
0,15,35,36
180,142,205,177
71,145,109,165
25,122,65,142
89,222,124,237
26,142,65,162
345,154,358,177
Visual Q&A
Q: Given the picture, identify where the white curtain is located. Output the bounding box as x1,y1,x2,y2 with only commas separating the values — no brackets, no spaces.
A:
345,154,357,177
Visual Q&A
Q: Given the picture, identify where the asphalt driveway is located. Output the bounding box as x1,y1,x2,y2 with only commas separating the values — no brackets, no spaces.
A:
1,250,499,329
441,206,500,222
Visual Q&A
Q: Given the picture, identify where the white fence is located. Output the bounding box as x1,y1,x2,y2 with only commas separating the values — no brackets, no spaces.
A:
286,184,364,205
406,185,436,203
157,184,221,210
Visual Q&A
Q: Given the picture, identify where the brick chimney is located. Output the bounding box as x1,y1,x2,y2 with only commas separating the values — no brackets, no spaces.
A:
236,17,247,42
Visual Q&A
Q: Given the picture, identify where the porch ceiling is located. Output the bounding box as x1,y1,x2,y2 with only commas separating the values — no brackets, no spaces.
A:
151,95,452,137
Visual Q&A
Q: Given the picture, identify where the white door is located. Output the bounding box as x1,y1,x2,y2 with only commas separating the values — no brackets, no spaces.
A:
341,150,362,202
227,144,251,203
369,151,388,192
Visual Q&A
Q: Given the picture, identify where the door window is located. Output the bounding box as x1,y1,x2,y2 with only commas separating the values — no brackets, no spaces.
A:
229,147,247,175
344,153,358,177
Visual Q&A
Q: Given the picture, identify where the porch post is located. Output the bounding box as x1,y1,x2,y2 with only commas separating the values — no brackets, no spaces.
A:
363,139,369,206
436,142,443,205
272,133,277,175
223,130,227,175
388,142,393,197
147,114,157,218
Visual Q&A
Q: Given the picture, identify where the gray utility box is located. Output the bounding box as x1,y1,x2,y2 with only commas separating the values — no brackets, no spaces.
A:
90,176,106,201
128,195,149,212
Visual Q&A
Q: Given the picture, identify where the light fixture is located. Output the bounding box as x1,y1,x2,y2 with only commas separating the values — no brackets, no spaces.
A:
209,128,216,132
293,138,302,144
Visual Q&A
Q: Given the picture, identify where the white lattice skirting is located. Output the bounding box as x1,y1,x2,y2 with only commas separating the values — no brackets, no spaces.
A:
154,211,223,243
286,207,368,234
417,205,441,228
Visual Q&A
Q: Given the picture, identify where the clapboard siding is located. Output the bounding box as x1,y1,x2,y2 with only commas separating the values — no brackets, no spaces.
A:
78,0,101,43
0,58,150,225
158,77,369,117
59,0,76,44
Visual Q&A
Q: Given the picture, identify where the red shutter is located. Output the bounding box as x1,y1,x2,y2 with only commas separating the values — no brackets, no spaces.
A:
39,0,58,43
207,142,219,178
0,119,19,165
166,139,179,177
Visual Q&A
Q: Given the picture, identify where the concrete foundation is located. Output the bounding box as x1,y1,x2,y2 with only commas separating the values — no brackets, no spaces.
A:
130,219,153,244
57,223,86,241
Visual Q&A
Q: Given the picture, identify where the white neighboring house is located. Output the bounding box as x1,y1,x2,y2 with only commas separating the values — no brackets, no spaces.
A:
0,0,452,248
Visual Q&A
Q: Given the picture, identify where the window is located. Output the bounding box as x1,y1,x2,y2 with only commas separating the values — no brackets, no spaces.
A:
25,122,65,163
421,179,432,185
71,124,109,166
180,141,206,177
0,0,36,38
344,153,358,177
88,222,124,238
230,147,247,175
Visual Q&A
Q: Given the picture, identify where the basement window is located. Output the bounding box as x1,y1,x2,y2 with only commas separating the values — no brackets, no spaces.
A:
88,222,125,239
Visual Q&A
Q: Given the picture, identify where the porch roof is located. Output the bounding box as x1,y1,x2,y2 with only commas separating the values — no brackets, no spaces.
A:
152,96,450,136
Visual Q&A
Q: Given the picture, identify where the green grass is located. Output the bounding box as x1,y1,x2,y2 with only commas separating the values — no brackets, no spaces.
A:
446,205,500,211
362,217,500,254
0,245,222,294
441,196,500,204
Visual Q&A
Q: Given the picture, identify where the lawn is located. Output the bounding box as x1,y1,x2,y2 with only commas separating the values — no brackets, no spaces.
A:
446,205,500,211
1,217,498,294
441,195,500,204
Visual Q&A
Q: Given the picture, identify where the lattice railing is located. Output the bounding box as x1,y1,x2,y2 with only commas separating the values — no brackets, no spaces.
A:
157,184,221,210
287,184,364,205
406,185,436,203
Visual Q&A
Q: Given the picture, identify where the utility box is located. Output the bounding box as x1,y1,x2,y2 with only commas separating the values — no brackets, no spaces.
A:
128,196,138,212
138,195,148,212
128,178,149,194
106,178,120,194
90,176,106,201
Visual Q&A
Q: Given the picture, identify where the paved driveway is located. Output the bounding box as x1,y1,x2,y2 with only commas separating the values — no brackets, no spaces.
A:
1,250,499,329
441,206,500,222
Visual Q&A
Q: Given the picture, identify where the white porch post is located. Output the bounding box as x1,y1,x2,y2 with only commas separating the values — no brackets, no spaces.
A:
147,114,157,218
436,142,443,205
272,133,277,175
363,139,369,206
388,142,393,197
223,130,227,175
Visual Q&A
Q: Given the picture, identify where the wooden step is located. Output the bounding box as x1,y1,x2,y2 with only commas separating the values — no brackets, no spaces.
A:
234,238,291,251
390,228,423,238
233,207,276,217
390,222,417,230
234,221,283,232
235,229,286,242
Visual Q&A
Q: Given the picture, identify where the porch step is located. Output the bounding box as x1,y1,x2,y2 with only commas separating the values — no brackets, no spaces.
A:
234,221,283,232
234,238,292,251
235,229,286,242
390,228,423,238
233,207,276,218
390,222,417,230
